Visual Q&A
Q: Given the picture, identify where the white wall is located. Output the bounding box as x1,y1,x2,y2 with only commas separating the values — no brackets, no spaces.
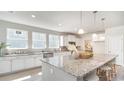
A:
82,32,105,54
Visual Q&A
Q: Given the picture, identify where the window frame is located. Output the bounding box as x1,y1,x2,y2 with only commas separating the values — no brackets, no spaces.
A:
49,34,60,48
6,28,28,49
32,32,46,49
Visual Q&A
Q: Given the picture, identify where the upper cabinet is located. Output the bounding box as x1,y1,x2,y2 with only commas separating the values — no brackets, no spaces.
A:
92,33,105,42
63,35,82,46
68,35,76,42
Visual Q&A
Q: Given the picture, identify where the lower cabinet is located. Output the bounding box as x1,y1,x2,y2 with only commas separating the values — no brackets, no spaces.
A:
24,58,34,69
0,61,11,74
34,57,42,67
12,59,25,71
42,62,76,81
0,55,42,75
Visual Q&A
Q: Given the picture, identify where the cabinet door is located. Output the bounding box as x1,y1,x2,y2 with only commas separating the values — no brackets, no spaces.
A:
12,59,25,71
34,57,42,67
0,61,11,74
42,62,56,81
68,35,75,42
24,58,34,69
106,35,124,66
42,62,76,81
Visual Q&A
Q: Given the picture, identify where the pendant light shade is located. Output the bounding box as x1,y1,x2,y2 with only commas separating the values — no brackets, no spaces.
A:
78,28,84,34
78,11,85,34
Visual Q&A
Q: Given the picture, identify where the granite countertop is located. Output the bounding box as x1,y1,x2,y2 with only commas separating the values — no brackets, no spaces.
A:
41,54,117,78
0,53,43,57
0,51,71,58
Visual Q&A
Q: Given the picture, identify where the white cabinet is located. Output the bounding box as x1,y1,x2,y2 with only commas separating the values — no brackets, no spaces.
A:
12,59,25,71
92,33,105,41
42,62,76,81
68,35,76,42
24,58,34,69
0,61,11,74
76,37,82,46
0,55,42,75
63,35,68,46
105,34,124,66
105,26,124,66
63,35,82,47
34,57,42,67
12,56,42,71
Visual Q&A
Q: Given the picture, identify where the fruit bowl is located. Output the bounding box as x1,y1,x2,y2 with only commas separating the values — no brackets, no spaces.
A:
78,51,93,59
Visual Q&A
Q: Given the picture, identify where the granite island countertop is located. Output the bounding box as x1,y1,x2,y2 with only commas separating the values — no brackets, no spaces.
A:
41,54,117,78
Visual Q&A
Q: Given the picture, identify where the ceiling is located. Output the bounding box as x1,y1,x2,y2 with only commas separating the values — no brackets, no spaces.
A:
0,11,124,33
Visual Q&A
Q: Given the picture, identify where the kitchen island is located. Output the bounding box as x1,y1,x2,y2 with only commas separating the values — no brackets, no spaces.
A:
41,54,117,81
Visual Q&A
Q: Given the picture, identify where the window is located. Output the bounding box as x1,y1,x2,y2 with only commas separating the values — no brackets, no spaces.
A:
32,32,46,49
60,36,64,46
49,35,60,48
7,28,28,49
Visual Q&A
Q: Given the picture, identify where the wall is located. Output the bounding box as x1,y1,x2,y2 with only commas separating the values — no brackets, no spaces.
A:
0,20,61,51
81,31,105,54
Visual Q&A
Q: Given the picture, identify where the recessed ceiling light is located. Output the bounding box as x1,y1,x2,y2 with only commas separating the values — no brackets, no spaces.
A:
31,15,36,18
58,24,62,26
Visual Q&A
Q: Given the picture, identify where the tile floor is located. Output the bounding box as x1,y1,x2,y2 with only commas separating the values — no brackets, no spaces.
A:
0,66,124,81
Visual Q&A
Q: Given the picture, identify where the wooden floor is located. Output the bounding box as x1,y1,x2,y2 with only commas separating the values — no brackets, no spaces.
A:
0,67,41,81
0,66,124,81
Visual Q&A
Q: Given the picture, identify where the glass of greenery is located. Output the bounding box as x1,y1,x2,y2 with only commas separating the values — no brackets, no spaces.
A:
0,42,9,56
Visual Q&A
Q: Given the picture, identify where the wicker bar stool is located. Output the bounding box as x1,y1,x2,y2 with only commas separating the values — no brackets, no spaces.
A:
108,63,117,77
96,66,113,81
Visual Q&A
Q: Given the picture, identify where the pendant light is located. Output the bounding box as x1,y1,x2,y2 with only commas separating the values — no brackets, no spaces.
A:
78,11,84,34
101,17,105,31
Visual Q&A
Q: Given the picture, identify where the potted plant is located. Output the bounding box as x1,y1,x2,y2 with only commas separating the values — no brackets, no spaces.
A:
0,42,9,56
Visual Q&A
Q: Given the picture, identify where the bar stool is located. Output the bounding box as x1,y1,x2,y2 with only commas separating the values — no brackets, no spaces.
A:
96,66,113,81
108,63,117,77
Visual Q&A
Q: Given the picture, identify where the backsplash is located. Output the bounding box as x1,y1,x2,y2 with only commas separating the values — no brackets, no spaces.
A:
4,48,62,55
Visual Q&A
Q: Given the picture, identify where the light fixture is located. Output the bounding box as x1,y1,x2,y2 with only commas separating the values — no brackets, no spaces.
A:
101,18,105,31
31,15,36,18
8,11,14,13
78,29,84,34
78,11,84,34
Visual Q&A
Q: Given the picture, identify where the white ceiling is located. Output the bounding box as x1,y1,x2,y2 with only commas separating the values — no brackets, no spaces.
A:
0,11,124,33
